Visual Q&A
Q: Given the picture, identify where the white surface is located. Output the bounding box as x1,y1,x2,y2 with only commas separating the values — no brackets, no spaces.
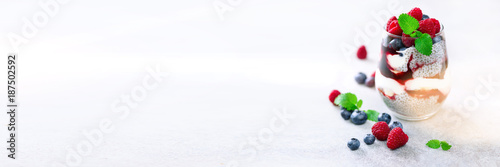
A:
1,0,500,167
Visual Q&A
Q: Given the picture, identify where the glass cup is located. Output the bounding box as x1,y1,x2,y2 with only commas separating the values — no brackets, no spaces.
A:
375,25,450,121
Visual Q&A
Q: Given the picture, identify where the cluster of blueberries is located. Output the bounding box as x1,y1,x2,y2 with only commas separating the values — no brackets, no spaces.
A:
355,72,375,88
342,109,404,150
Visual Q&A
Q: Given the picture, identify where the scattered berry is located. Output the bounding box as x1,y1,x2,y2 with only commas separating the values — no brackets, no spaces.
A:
357,45,367,59
371,71,376,77
341,109,352,120
429,18,440,33
386,16,397,31
432,36,442,43
355,72,367,84
372,121,391,141
387,127,408,150
350,110,368,125
389,38,404,50
377,113,392,124
418,19,436,38
347,138,360,150
408,7,423,21
329,90,341,106
402,34,415,47
365,77,375,87
422,14,429,20
389,121,403,130
364,134,376,145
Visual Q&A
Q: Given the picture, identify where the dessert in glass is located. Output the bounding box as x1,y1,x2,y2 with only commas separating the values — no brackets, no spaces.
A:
376,8,450,121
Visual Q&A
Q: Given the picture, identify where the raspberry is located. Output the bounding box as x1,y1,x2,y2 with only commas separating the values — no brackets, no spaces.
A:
408,7,423,21
418,19,436,38
429,18,440,33
388,20,398,30
371,71,376,77
387,127,408,150
387,21,403,36
329,90,341,106
402,34,415,47
371,122,391,141
357,45,367,59
386,16,397,31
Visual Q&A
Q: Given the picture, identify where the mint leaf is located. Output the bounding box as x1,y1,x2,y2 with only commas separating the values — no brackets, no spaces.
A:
440,141,452,151
334,93,359,111
357,99,363,109
426,139,441,149
410,30,422,38
415,33,433,56
364,110,380,122
398,13,419,35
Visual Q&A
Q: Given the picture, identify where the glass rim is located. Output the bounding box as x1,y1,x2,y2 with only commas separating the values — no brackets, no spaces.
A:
384,24,444,39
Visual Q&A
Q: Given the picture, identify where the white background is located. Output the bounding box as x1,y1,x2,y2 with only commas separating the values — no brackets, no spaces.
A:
1,0,500,166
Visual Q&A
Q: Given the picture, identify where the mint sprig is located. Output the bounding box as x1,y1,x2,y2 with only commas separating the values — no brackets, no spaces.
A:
426,139,441,149
426,139,452,151
364,110,380,122
398,13,433,56
440,141,452,151
415,33,433,56
334,93,362,111
334,92,379,122
398,13,419,35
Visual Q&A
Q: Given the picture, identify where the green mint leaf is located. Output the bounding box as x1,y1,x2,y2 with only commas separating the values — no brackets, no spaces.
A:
415,31,423,37
410,30,422,38
440,141,452,151
415,33,433,56
334,93,359,110
426,139,441,149
357,99,363,109
364,110,380,122
398,13,419,35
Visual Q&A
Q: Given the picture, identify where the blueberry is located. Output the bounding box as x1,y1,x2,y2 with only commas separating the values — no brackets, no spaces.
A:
389,121,403,130
377,113,392,124
363,134,375,145
389,38,404,50
347,138,360,150
432,36,442,43
355,72,367,84
350,110,367,125
422,14,430,20
341,109,352,120
365,77,375,87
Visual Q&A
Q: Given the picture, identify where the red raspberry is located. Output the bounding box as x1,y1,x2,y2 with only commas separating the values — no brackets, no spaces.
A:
371,122,391,141
371,71,376,77
357,45,367,59
387,20,397,30
402,34,415,47
387,21,402,36
429,18,440,33
386,16,397,31
408,7,423,21
329,90,341,106
387,127,409,150
418,19,436,38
